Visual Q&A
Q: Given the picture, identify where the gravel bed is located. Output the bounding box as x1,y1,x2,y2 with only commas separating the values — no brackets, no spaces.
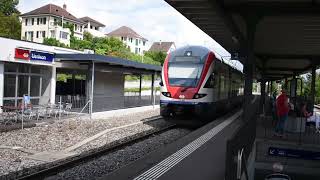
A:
0,149,42,177
0,109,159,152
74,119,171,154
0,109,159,177
45,128,191,180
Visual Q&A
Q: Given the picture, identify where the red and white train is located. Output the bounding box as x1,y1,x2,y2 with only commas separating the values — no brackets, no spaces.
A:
160,46,244,120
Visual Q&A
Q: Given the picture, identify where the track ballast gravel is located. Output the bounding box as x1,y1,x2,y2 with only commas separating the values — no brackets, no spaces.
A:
45,128,191,180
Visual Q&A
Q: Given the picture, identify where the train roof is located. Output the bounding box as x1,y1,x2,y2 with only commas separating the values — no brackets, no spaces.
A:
171,45,211,57
170,45,243,75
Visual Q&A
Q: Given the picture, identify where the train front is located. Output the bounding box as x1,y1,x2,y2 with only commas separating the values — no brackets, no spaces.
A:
160,46,215,118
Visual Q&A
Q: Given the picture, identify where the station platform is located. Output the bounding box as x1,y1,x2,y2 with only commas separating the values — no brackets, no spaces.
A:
102,109,243,180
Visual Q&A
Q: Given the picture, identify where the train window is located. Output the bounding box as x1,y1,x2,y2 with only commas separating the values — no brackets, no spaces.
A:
220,75,226,99
204,73,215,88
168,63,204,87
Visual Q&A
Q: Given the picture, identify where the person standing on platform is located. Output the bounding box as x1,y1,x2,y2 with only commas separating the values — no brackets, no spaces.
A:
275,89,289,137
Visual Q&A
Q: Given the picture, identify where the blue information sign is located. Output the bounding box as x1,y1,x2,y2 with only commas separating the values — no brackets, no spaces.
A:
30,51,54,62
268,147,320,160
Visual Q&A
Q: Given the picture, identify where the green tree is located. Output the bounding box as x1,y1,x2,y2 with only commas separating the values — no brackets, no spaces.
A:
144,51,167,65
0,0,20,16
0,0,21,39
0,13,21,39
43,37,67,47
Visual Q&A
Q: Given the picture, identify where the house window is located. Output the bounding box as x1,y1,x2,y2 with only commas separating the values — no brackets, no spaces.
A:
31,18,34,25
27,31,34,41
42,31,46,38
138,48,140,53
95,27,98,30
60,31,68,39
139,40,141,44
36,31,39,38
80,26,83,32
24,32,27,39
43,17,46,25
121,37,124,41
135,47,138,54
135,39,138,46
143,41,146,46
90,25,93,29
25,19,28,26
124,37,127,41
50,30,55,38
129,38,133,43
37,18,39,25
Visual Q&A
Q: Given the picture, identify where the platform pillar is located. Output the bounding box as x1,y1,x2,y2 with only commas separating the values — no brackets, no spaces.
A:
86,62,95,118
50,66,56,104
0,63,4,113
260,79,266,114
311,65,316,112
151,73,155,105
139,74,142,101
284,78,288,90
242,15,258,122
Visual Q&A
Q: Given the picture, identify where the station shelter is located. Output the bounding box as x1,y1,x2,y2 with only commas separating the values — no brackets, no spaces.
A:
0,37,161,114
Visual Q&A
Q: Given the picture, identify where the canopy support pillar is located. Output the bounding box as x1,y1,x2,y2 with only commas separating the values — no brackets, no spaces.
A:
311,65,316,112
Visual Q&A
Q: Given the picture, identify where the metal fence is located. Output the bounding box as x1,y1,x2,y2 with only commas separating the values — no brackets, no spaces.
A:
55,95,87,109
225,96,259,180
256,96,320,145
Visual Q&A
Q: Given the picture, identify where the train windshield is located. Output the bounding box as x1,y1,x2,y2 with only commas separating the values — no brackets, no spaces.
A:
168,57,203,87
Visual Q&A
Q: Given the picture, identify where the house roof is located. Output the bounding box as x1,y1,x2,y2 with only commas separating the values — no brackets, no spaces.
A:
80,16,105,27
149,42,175,52
107,26,147,41
21,4,84,24
55,53,161,73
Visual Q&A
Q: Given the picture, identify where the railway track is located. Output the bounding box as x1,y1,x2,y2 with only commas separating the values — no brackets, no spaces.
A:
17,117,178,180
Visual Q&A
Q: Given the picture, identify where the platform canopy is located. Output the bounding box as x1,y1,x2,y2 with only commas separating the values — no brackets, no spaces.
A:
55,53,161,74
165,0,320,80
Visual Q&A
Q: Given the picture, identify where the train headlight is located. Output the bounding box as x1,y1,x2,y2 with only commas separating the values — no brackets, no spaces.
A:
193,93,207,99
162,92,171,97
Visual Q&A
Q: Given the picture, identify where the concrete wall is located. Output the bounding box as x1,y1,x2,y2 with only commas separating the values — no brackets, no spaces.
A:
93,71,125,112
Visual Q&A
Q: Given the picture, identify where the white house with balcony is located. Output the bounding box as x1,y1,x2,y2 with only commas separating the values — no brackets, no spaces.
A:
107,26,148,55
80,16,106,38
20,4,85,46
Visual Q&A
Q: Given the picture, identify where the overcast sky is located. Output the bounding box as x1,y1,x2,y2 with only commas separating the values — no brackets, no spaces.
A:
17,0,243,70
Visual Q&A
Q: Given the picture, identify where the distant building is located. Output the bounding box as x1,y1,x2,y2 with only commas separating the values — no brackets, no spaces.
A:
20,4,85,46
107,26,148,55
80,16,106,38
149,42,176,54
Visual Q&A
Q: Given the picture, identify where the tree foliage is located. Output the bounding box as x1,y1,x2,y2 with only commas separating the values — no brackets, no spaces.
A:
44,31,160,65
0,0,20,16
0,13,21,39
0,0,21,39
43,37,67,47
144,51,167,65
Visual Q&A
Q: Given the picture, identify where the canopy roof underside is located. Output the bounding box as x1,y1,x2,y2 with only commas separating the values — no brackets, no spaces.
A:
166,0,320,80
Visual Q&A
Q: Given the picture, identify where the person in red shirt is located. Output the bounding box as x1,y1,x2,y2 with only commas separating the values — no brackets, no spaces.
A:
275,89,289,136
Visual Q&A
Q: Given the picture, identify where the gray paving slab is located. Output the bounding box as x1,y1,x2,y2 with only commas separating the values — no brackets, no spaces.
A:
26,151,76,162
